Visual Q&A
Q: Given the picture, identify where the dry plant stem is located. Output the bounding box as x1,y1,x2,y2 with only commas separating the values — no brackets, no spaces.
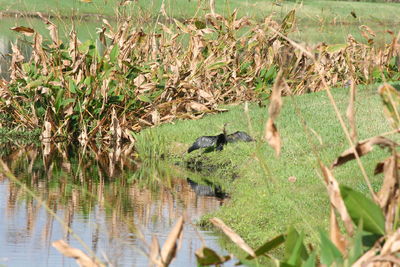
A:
243,102,254,137
268,26,377,202
380,128,400,137
347,79,357,142
320,75,378,202
0,159,100,264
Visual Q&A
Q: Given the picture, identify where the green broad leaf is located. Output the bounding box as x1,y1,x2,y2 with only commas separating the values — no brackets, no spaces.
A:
281,9,296,35
340,185,385,235
84,76,92,86
264,65,277,83
235,259,262,267
78,40,94,54
247,234,286,259
69,79,77,94
287,232,307,266
54,88,65,112
303,251,316,267
195,247,230,266
138,94,152,103
348,222,364,265
373,67,382,81
109,44,119,63
326,44,347,53
27,76,46,89
319,230,343,266
207,61,228,71
61,98,75,107
284,227,308,266
22,63,32,73
240,61,252,74
194,20,206,30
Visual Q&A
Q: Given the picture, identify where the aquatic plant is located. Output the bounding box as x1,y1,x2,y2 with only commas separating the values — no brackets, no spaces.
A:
0,9,399,145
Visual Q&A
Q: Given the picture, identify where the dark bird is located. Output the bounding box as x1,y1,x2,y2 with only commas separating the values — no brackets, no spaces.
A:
187,135,219,153
226,131,254,143
187,125,253,153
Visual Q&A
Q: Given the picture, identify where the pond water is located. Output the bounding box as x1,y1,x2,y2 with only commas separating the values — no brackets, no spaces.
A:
0,142,229,266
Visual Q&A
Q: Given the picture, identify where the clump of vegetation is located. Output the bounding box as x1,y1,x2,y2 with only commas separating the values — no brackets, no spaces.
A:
131,129,174,188
0,9,399,144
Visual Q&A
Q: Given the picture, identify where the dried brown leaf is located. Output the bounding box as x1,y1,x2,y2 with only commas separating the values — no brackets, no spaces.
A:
264,70,286,156
41,120,52,141
359,25,376,37
37,15,60,46
329,206,347,255
209,0,216,15
265,118,281,156
331,136,397,168
321,162,354,235
151,109,161,125
268,70,284,120
52,240,103,267
378,154,398,211
346,79,357,142
149,236,162,267
10,26,34,36
110,108,122,144
352,247,379,267
378,83,400,129
160,216,184,266
381,226,400,255
186,102,210,113
210,217,256,257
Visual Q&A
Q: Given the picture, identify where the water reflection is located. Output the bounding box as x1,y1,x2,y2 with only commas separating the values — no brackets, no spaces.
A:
187,178,228,199
0,35,32,80
0,143,227,266
0,36,11,80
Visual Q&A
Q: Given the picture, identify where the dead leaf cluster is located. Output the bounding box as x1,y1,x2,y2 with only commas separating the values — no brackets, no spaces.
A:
1,10,399,145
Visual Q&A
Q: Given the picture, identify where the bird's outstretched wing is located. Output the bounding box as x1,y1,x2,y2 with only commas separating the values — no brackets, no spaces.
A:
226,131,254,143
187,136,218,153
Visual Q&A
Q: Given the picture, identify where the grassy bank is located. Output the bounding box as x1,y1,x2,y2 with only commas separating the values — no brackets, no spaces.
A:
152,83,397,247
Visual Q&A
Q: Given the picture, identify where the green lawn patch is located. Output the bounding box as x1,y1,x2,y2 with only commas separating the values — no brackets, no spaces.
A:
1,0,399,45
153,84,397,248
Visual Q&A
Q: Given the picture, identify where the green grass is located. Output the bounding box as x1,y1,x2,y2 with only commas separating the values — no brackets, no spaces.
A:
153,83,398,248
2,0,399,22
1,0,399,45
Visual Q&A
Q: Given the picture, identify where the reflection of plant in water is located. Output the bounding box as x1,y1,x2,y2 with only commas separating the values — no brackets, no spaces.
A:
131,129,174,189
0,142,222,266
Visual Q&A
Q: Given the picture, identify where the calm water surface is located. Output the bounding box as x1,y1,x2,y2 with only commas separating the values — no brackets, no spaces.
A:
0,143,228,266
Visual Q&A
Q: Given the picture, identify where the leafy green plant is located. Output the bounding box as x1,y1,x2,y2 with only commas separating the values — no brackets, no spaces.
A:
1,10,399,145
130,129,173,188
